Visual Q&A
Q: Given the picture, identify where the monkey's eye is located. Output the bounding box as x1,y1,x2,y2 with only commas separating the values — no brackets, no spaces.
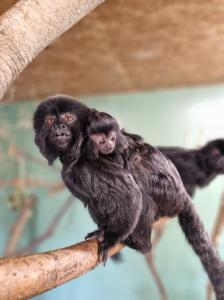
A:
99,138,106,145
111,137,115,142
64,114,74,123
47,117,55,125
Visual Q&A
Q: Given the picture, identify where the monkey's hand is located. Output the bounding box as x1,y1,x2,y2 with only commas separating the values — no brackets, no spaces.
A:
85,229,104,242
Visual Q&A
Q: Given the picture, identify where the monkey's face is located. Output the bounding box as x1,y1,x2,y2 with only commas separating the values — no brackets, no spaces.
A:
201,139,224,173
45,112,77,150
90,131,117,154
207,148,224,172
33,96,90,164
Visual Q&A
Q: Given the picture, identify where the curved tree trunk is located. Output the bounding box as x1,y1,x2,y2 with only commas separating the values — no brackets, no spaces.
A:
0,0,105,100
0,239,124,300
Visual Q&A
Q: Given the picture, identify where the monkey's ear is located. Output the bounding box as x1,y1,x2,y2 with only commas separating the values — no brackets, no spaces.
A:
34,134,58,165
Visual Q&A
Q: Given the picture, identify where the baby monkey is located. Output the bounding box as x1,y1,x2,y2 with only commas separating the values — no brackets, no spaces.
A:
86,110,143,165
86,110,133,164
87,111,120,155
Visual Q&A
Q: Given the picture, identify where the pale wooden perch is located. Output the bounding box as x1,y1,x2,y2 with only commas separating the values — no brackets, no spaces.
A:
0,240,124,300
0,0,106,100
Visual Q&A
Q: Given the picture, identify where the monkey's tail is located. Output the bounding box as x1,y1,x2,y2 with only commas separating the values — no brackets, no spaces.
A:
178,197,224,300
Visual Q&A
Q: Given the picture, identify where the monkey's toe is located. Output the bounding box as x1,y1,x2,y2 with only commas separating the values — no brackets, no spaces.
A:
98,233,119,265
98,242,110,266
85,229,104,241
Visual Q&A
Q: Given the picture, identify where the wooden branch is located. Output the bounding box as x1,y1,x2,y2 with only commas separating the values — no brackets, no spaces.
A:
206,194,224,300
16,197,74,256
0,240,124,300
0,0,106,100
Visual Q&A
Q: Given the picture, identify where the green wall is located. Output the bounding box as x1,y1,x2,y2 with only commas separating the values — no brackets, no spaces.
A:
0,85,224,300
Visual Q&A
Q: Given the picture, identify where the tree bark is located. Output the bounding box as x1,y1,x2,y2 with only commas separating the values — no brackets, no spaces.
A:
0,0,105,100
0,240,124,300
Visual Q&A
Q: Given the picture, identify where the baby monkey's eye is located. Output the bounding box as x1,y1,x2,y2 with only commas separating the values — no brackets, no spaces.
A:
111,137,115,142
64,114,74,123
99,138,106,145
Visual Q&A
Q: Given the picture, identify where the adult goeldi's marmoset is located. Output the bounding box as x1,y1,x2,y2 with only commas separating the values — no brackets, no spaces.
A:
33,95,224,299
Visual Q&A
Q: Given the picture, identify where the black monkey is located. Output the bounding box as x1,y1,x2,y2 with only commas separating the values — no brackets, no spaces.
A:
33,97,224,299
159,139,224,196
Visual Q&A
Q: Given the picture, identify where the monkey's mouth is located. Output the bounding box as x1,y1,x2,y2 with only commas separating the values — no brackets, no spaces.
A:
51,135,72,149
101,148,114,154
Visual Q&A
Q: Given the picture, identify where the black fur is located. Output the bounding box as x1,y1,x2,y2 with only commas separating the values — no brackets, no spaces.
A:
33,97,224,299
159,139,224,196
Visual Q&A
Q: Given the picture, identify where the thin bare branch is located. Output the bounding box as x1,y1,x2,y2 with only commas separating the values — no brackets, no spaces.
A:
143,218,169,300
16,197,74,256
145,252,168,300
4,200,34,257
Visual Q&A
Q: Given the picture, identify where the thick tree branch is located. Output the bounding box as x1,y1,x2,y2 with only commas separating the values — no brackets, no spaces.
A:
0,240,124,300
0,0,106,100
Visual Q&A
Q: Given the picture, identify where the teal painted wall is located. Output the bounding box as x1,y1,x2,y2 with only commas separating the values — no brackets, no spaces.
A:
0,85,224,300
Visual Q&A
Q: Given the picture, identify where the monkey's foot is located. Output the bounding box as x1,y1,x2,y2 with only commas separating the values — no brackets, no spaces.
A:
98,233,118,266
85,230,104,242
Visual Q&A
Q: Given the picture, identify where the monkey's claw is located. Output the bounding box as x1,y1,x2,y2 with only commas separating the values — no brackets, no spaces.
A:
98,242,109,266
85,230,104,241
98,233,118,265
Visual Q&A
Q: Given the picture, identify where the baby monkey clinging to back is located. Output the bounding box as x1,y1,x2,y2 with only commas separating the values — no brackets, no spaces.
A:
86,110,143,166
86,110,128,157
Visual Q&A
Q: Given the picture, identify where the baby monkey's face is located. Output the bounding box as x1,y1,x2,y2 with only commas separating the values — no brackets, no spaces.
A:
90,130,117,154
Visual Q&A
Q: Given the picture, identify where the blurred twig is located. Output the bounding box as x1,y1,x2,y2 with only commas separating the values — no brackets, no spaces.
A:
144,218,168,300
16,196,74,256
8,143,60,172
145,252,168,300
4,196,36,257
0,178,64,193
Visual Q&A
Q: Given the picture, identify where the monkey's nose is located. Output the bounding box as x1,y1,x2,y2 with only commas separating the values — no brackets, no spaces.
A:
55,132,65,137
106,144,113,150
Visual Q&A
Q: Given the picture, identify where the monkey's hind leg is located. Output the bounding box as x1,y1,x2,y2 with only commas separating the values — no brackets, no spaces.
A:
98,231,120,265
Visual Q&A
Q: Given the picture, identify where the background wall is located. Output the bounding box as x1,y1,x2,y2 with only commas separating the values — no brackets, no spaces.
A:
0,85,224,300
